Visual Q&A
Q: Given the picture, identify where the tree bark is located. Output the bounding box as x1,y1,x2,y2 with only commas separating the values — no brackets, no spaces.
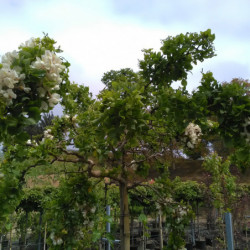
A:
120,182,130,250
159,210,163,250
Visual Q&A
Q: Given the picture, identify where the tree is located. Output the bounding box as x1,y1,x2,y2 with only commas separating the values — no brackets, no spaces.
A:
0,29,249,249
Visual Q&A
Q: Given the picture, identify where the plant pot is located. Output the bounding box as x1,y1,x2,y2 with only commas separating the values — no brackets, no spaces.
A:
195,240,206,249
185,242,193,250
205,237,212,246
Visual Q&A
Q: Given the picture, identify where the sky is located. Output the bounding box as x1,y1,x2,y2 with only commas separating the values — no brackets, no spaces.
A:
0,0,250,101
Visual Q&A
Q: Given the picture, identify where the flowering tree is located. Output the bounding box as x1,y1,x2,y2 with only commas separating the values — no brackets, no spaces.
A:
0,35,69,142
0,30,250,249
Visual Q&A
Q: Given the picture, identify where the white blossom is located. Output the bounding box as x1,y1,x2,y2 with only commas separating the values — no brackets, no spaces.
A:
5,89,17,99
37,87,46,97
0,50,27,105
31,50,65,85
89,221,94,228
179,209,187,216
52,84,60,90
1,51,18,67
48,93,60,107
184,122,202,149
50,232,63,246
207,120,214,128
44,129,54,140
26,139,32,145
242,117,250,144
26,139,38,146
23,86,31,93
63,114,70,119
82,211,87,218
187,141,194,149
90,207,96,214
40,101,48,111
0,67,19,89
20,38,36,48
72,115,77,122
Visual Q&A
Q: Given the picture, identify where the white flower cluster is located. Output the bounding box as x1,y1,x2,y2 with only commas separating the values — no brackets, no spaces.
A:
0,51,27,105
82,206,96,227
156,197,173,212
0,37,65,111
26,139,38,146
241,117,250,144
176,205,188,217
32,50,65,84
32,50,65,110
20,38,36,48
50,232,63,246
173,205,189,224
62,114,77,122
184,123,202,149
63,114,70,119
44,129,54,140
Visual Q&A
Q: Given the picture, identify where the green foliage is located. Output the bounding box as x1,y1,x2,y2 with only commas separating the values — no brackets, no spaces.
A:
129,185,157,217
162,201,194,249
97,79,148,145
203,153,237,211
25,112,55,140
60,82,93,115
0,30,250,249
173,177,204,202
43,174,99,249
139,29,215,87
101,68,140,90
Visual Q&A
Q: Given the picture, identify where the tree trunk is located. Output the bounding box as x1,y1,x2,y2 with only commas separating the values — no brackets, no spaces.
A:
131,217,134,246
120,182,130,250
9,229,12,250
158,210,163,250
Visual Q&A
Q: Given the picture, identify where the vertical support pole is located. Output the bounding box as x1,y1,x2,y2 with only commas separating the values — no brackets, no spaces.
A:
225,212,234,250
43,222,47,250
191,218,195,246
106,205,111,250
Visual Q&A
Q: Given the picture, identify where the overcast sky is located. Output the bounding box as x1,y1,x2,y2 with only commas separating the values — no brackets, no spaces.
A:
1,0,250,99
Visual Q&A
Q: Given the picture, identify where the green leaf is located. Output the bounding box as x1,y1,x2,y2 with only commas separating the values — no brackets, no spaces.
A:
28,107,41,121
22,118,36,126
236,148,249,161
36,159,48,165
6,116,18,127
16,132,29,142
29,68,46,78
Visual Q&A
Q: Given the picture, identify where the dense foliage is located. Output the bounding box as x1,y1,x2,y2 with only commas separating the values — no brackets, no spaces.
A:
0,29,249,249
